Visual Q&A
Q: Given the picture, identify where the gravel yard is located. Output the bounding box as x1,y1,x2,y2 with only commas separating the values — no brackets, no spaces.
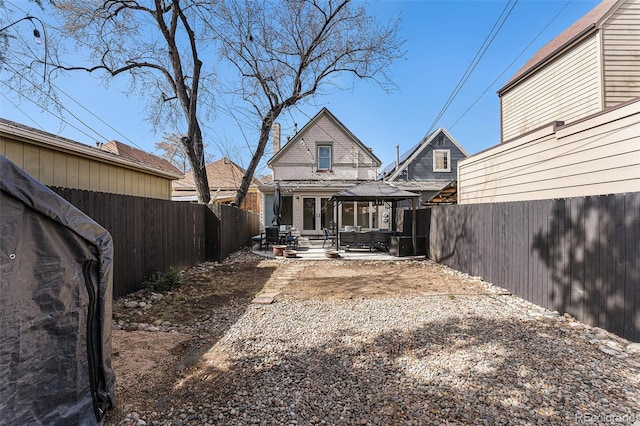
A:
107,251,640,426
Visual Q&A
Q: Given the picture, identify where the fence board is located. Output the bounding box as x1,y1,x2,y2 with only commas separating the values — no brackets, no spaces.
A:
610,195,626,336
424,192,640,342
530,201,540,305
629,194,640,341
582,195,597,328
569,197,585,322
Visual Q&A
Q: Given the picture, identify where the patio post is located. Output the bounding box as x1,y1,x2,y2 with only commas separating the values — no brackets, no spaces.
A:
334,199,340,251
412,197,417,256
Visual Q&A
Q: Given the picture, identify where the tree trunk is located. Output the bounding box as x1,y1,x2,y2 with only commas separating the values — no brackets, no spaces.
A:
182,126,211,204
234,113,275,206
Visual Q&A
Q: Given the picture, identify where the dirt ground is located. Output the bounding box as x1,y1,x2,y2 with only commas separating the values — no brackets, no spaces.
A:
106,254,490,425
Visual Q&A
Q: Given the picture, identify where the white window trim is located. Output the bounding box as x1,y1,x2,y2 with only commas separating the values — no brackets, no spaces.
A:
433,149,451,172
317,144,332,171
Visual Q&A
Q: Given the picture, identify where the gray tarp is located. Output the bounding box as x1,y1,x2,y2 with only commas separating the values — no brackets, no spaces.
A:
0,155,116,425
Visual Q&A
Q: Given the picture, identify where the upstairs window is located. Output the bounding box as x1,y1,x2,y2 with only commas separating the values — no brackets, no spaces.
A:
433,150,450,172
317,145,332,170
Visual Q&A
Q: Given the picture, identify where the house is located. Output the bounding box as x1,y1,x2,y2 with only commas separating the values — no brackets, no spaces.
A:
498,0,640,142
379,128,469,205
0,118,183,199
457,0,640,204
172,158,262,213
260,107,382,236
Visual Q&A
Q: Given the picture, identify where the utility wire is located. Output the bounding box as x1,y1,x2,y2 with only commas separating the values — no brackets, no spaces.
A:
4,0,149,150
449,0,573,131
0,78,109,142
4,61,111,143
0,90,46,129
424,0,519,139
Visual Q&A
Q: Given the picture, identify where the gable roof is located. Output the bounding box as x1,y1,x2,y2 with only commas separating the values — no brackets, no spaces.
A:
267,107,381,167
100,140,183,175
173,158,262,192
499,0,621,95
381,128,469,181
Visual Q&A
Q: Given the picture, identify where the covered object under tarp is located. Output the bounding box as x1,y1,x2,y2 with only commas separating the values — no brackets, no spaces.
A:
0,155,115,424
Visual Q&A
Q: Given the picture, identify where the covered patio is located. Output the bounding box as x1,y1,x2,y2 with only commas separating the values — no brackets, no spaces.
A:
330,181,421,256
252,181,425,259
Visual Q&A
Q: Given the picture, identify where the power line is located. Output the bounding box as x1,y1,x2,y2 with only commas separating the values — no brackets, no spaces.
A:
0,90,46,129
0,79,109,142
449,0,573,131
4,0,149,150
424,0,519,139
3,61,111,143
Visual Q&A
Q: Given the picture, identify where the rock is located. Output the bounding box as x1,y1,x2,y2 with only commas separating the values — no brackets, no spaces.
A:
125,301,138,308
150,292,164,301
626,342,640,353
594,332,610,340
598,345,620,356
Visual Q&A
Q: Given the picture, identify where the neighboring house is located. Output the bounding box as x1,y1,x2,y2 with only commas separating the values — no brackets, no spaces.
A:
0,118,183,199
379,128,469,205
498,0,640,142
260,107,382,236
172,158,262,213
457,0,640,204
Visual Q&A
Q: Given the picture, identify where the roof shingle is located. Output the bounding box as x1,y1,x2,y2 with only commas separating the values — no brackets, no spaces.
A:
174,158,262,191
100,140,183,175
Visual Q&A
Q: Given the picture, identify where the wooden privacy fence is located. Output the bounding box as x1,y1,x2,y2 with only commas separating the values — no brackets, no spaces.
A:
51,188,259,298
415,193,639,342
209,203,260,261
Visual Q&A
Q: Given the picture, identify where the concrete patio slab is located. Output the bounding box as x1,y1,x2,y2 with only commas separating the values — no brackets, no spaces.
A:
251,237,425,261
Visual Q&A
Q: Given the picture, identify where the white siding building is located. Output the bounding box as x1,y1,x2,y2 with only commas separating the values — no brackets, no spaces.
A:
260,108,382,236
458,0,640,204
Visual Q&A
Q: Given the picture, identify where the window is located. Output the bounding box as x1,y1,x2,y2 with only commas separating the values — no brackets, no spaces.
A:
341,201,354,226
317,145,332,170
433,150,450,172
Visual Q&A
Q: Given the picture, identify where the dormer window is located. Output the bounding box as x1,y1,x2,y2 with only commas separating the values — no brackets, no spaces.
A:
433,149,450,172
317,145,332,170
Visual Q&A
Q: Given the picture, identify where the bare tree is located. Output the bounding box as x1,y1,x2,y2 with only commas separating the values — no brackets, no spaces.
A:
155,132,214,174
155,133,189,173
214,0,404,206
12,1,216,203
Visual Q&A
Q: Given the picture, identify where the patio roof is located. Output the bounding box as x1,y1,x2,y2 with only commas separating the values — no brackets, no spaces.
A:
331,181,419,202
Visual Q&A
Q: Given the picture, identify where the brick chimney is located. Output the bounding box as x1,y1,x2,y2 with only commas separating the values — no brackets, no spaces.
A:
272,122,281,155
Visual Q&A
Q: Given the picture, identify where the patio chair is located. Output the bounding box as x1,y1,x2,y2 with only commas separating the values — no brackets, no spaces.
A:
264,226,280,251
285,234,298,249
322,227,336,248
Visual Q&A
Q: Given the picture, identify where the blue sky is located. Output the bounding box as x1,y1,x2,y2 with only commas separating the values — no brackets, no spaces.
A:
1,0,600,177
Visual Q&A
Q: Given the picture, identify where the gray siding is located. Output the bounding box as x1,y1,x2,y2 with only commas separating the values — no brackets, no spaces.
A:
392,132,466,182
602,0,640,108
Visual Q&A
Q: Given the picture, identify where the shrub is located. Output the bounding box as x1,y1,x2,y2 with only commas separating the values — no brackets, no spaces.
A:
143,266,183,292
